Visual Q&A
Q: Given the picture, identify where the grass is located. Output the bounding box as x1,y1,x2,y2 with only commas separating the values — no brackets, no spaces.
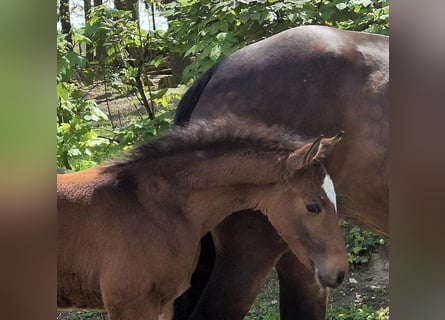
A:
245,290,280,320
57,310,107,320
245,294,389,320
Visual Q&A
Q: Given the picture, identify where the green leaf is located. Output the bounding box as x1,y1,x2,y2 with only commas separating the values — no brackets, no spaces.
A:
150,89,168,99
57,82,69,101
216,32,227,42
90,114,100,121
150,56,164,68
72,31,92,44
68,148,82,157
221,43,235,57
210,44,222,61
336,3,347,10
84,148,92,157
352,246,363,254
57,123,71,134
208,22,223,35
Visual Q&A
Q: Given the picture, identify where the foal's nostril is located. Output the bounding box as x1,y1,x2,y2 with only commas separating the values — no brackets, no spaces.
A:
336,271,345,284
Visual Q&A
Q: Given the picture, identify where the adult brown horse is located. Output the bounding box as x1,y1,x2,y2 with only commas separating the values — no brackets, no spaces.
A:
173,25,388,319
57,117,348,320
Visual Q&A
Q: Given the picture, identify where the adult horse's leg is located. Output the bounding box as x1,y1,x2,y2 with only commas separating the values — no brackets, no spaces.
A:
276,250,328,320
189,211,288,320
173,234,215,318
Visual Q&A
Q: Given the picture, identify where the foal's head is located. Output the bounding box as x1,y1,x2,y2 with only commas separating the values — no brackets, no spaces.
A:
261,133,348,289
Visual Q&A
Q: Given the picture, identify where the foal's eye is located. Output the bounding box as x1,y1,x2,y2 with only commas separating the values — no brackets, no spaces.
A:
306,203,321,215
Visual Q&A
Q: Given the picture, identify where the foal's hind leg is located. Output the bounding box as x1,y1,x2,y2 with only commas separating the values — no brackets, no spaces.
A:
188,211,288,320
276,250,328,320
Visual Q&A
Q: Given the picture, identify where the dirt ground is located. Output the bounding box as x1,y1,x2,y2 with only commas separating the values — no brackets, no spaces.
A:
328,245,389,309
255,244,389,312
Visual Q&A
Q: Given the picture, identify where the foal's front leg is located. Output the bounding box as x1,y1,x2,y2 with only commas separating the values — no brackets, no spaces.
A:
101,275,161,320
103,294,161,320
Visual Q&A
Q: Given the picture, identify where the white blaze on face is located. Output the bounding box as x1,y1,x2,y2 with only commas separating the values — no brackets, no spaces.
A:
322,174,337,212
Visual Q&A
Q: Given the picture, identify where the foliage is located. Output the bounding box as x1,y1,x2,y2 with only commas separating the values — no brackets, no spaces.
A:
57,6,180,172
112,107,175,150
341,221,386,270
57,1,389,170
163,0,389,82
83,6,164,85
327,305,389,320
57,32,110,171
82,5,171,118
164,0,273,81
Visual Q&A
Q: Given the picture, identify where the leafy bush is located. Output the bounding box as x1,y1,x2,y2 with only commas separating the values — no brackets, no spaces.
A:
57,32,110,171
341,221,386,270
83,5,171,118
112,107,175,150
57,6,182,172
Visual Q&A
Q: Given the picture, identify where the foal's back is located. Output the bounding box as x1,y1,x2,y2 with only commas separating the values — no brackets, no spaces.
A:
57,168,109,201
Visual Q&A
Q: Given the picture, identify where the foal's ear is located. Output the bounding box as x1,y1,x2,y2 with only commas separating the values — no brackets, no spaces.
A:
306,131,344,164
287,132,343,173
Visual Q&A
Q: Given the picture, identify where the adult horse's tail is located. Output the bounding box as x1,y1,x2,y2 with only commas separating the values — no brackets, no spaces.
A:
173,63,220,320
174,62,220,126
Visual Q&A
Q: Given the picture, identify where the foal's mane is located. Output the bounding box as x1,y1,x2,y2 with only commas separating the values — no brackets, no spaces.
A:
106,116,306,169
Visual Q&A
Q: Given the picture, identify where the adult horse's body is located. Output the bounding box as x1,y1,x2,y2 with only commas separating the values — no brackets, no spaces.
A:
173,25,388,319
57,117,348,320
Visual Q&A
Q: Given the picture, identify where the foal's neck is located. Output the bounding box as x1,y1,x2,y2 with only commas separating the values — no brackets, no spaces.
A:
117,147,288,238
177,151,286,237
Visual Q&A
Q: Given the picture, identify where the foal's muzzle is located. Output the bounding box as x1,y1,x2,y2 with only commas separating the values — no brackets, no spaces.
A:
315,269,346,289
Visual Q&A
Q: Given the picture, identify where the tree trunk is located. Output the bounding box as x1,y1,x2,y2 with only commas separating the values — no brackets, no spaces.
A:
114,0,139,20
59,0,72,45
150,2,156,30
62,150,72,170
114,0,157,119
169,54,189,85
160,0,189,84
92,0,106,61
83,0,94,61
